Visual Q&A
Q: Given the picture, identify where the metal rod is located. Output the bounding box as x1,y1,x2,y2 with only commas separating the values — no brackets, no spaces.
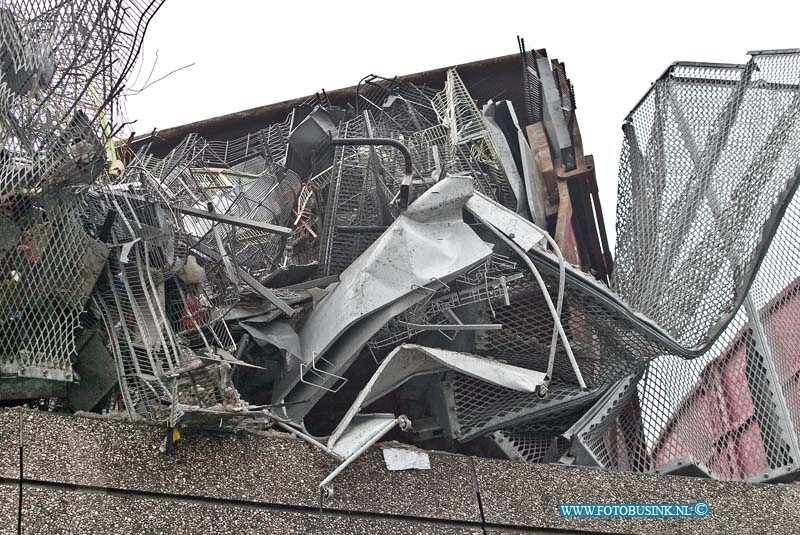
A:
334,225,390,234
319,418,399,490
178,205,292,236
275,421,342,460
482,220,585,388
397,321,503,331
94,189,292,235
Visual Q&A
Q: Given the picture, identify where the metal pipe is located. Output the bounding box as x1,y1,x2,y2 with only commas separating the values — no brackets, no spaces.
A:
330,137,414,209
480,218,585,388
275,421,342,460
319,418,399,490
178,205,292,236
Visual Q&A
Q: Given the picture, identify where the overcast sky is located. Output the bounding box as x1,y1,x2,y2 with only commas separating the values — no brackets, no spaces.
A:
124,0,799,248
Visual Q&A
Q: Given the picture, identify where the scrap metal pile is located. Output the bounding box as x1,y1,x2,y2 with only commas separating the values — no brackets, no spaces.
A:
3,0,800,489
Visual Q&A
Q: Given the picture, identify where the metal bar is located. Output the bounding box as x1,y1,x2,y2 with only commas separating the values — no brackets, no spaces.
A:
209,204,239,284
744,295,800,467
93,188,292,236
334,225,390,234
587,169,614,276
177,205,292,236
671,60,745,69
283,275,340,290
480,218,585,388
560,371,644,467
397,321,503,331
747,48,800,56
191,241,296,317
237,269,296,318
274,421,342,459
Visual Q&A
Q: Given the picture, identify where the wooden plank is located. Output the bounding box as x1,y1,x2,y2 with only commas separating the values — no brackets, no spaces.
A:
554,177,580,266
525,123,557,199
520,130,548,227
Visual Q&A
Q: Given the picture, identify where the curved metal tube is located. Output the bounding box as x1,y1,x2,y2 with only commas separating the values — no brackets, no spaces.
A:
330,137,414,209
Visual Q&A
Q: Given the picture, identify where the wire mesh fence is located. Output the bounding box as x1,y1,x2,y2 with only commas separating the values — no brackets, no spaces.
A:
570,50,800,482
0,0,162,198
0,0,162,389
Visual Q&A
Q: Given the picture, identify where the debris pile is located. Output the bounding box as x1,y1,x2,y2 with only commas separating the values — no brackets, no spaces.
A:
4,1,800,488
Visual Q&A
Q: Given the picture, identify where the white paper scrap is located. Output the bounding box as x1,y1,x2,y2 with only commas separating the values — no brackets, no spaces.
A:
382,447,431,471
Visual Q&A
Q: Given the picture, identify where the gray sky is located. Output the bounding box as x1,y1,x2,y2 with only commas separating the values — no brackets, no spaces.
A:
124,0,800,248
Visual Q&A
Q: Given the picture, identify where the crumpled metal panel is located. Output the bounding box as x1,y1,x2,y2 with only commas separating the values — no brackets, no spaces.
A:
272,175,493,421
300,175,492,365
331,343,549,445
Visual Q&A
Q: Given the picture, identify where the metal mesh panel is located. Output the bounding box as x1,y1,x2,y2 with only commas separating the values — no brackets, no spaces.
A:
475,252,677,390
0,191,107,382
446,374,602,441
613,54,800,348
563,51,800,482
602,194,800,480
492,419,574,463
0,0,163,198
0,0,160,389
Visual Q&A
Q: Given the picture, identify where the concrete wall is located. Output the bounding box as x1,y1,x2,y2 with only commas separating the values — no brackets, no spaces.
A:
0,409,798,534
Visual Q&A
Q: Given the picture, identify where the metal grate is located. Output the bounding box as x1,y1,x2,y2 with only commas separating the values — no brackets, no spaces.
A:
447,374,603,441
492,419,574,464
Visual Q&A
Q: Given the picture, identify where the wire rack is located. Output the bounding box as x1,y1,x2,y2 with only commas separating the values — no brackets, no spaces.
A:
316,113,383,276
367,254,522,352
432,69,517,208
88,182,237,421
357,75,440,135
